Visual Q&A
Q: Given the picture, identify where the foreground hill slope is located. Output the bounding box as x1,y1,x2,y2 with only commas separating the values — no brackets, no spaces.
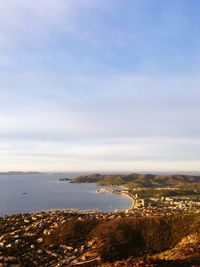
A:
102,232,200,267
0,211,199,266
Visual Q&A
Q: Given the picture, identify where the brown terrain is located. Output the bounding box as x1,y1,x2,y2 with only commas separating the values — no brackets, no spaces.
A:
0,211,199,266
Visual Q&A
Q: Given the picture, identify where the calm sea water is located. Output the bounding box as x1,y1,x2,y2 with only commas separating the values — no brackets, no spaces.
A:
0,173,131,216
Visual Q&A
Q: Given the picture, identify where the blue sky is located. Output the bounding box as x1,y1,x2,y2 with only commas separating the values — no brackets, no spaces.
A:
0,0,200,171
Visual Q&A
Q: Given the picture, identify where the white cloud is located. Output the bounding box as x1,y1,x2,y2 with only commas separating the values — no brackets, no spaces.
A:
0,137,200,171
0,71,200,143
0,1,200,171
0,0,110,47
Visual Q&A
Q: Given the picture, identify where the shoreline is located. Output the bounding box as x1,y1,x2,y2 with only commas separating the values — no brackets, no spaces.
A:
118,185,136,212
121,192,135,212
96,185,135,213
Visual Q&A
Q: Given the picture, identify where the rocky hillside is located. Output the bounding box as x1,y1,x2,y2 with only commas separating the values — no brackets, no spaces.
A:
1,211,199,266
102,232,200,266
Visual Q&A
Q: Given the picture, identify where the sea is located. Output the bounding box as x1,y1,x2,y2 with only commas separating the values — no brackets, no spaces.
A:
0,173,132,216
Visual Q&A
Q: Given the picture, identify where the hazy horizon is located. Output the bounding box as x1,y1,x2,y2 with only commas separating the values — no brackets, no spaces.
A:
0,1,200,172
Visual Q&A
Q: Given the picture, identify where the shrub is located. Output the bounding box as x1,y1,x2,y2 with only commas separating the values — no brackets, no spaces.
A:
44,219,99,247
92,218,144,261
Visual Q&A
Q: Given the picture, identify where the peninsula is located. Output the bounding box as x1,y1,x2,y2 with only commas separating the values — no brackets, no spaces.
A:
70,173,200,186
70,173,200,214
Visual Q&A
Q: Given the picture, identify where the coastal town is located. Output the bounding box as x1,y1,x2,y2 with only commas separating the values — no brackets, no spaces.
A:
96,187,200,216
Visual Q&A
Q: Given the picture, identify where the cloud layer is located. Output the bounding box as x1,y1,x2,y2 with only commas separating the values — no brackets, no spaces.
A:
0,0,200,171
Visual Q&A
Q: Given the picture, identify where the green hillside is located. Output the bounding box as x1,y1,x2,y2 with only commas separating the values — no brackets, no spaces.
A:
71,173,200,187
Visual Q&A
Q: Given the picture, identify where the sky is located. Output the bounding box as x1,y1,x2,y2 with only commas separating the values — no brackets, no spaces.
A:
0,0,200,172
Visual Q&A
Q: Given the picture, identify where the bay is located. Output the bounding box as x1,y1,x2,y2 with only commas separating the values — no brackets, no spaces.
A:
0,173,131,216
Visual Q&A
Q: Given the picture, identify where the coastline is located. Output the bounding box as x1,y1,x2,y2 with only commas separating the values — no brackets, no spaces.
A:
96,185,135,213
118,185,135,212
116,185,135,212
121,192,135,212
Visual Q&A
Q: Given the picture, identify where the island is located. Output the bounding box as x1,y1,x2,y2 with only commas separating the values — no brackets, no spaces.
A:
59,178,71,181
0,171,43,175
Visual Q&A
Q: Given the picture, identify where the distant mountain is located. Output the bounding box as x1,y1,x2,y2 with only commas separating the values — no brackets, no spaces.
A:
71,173,200,187
0,171,43,175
